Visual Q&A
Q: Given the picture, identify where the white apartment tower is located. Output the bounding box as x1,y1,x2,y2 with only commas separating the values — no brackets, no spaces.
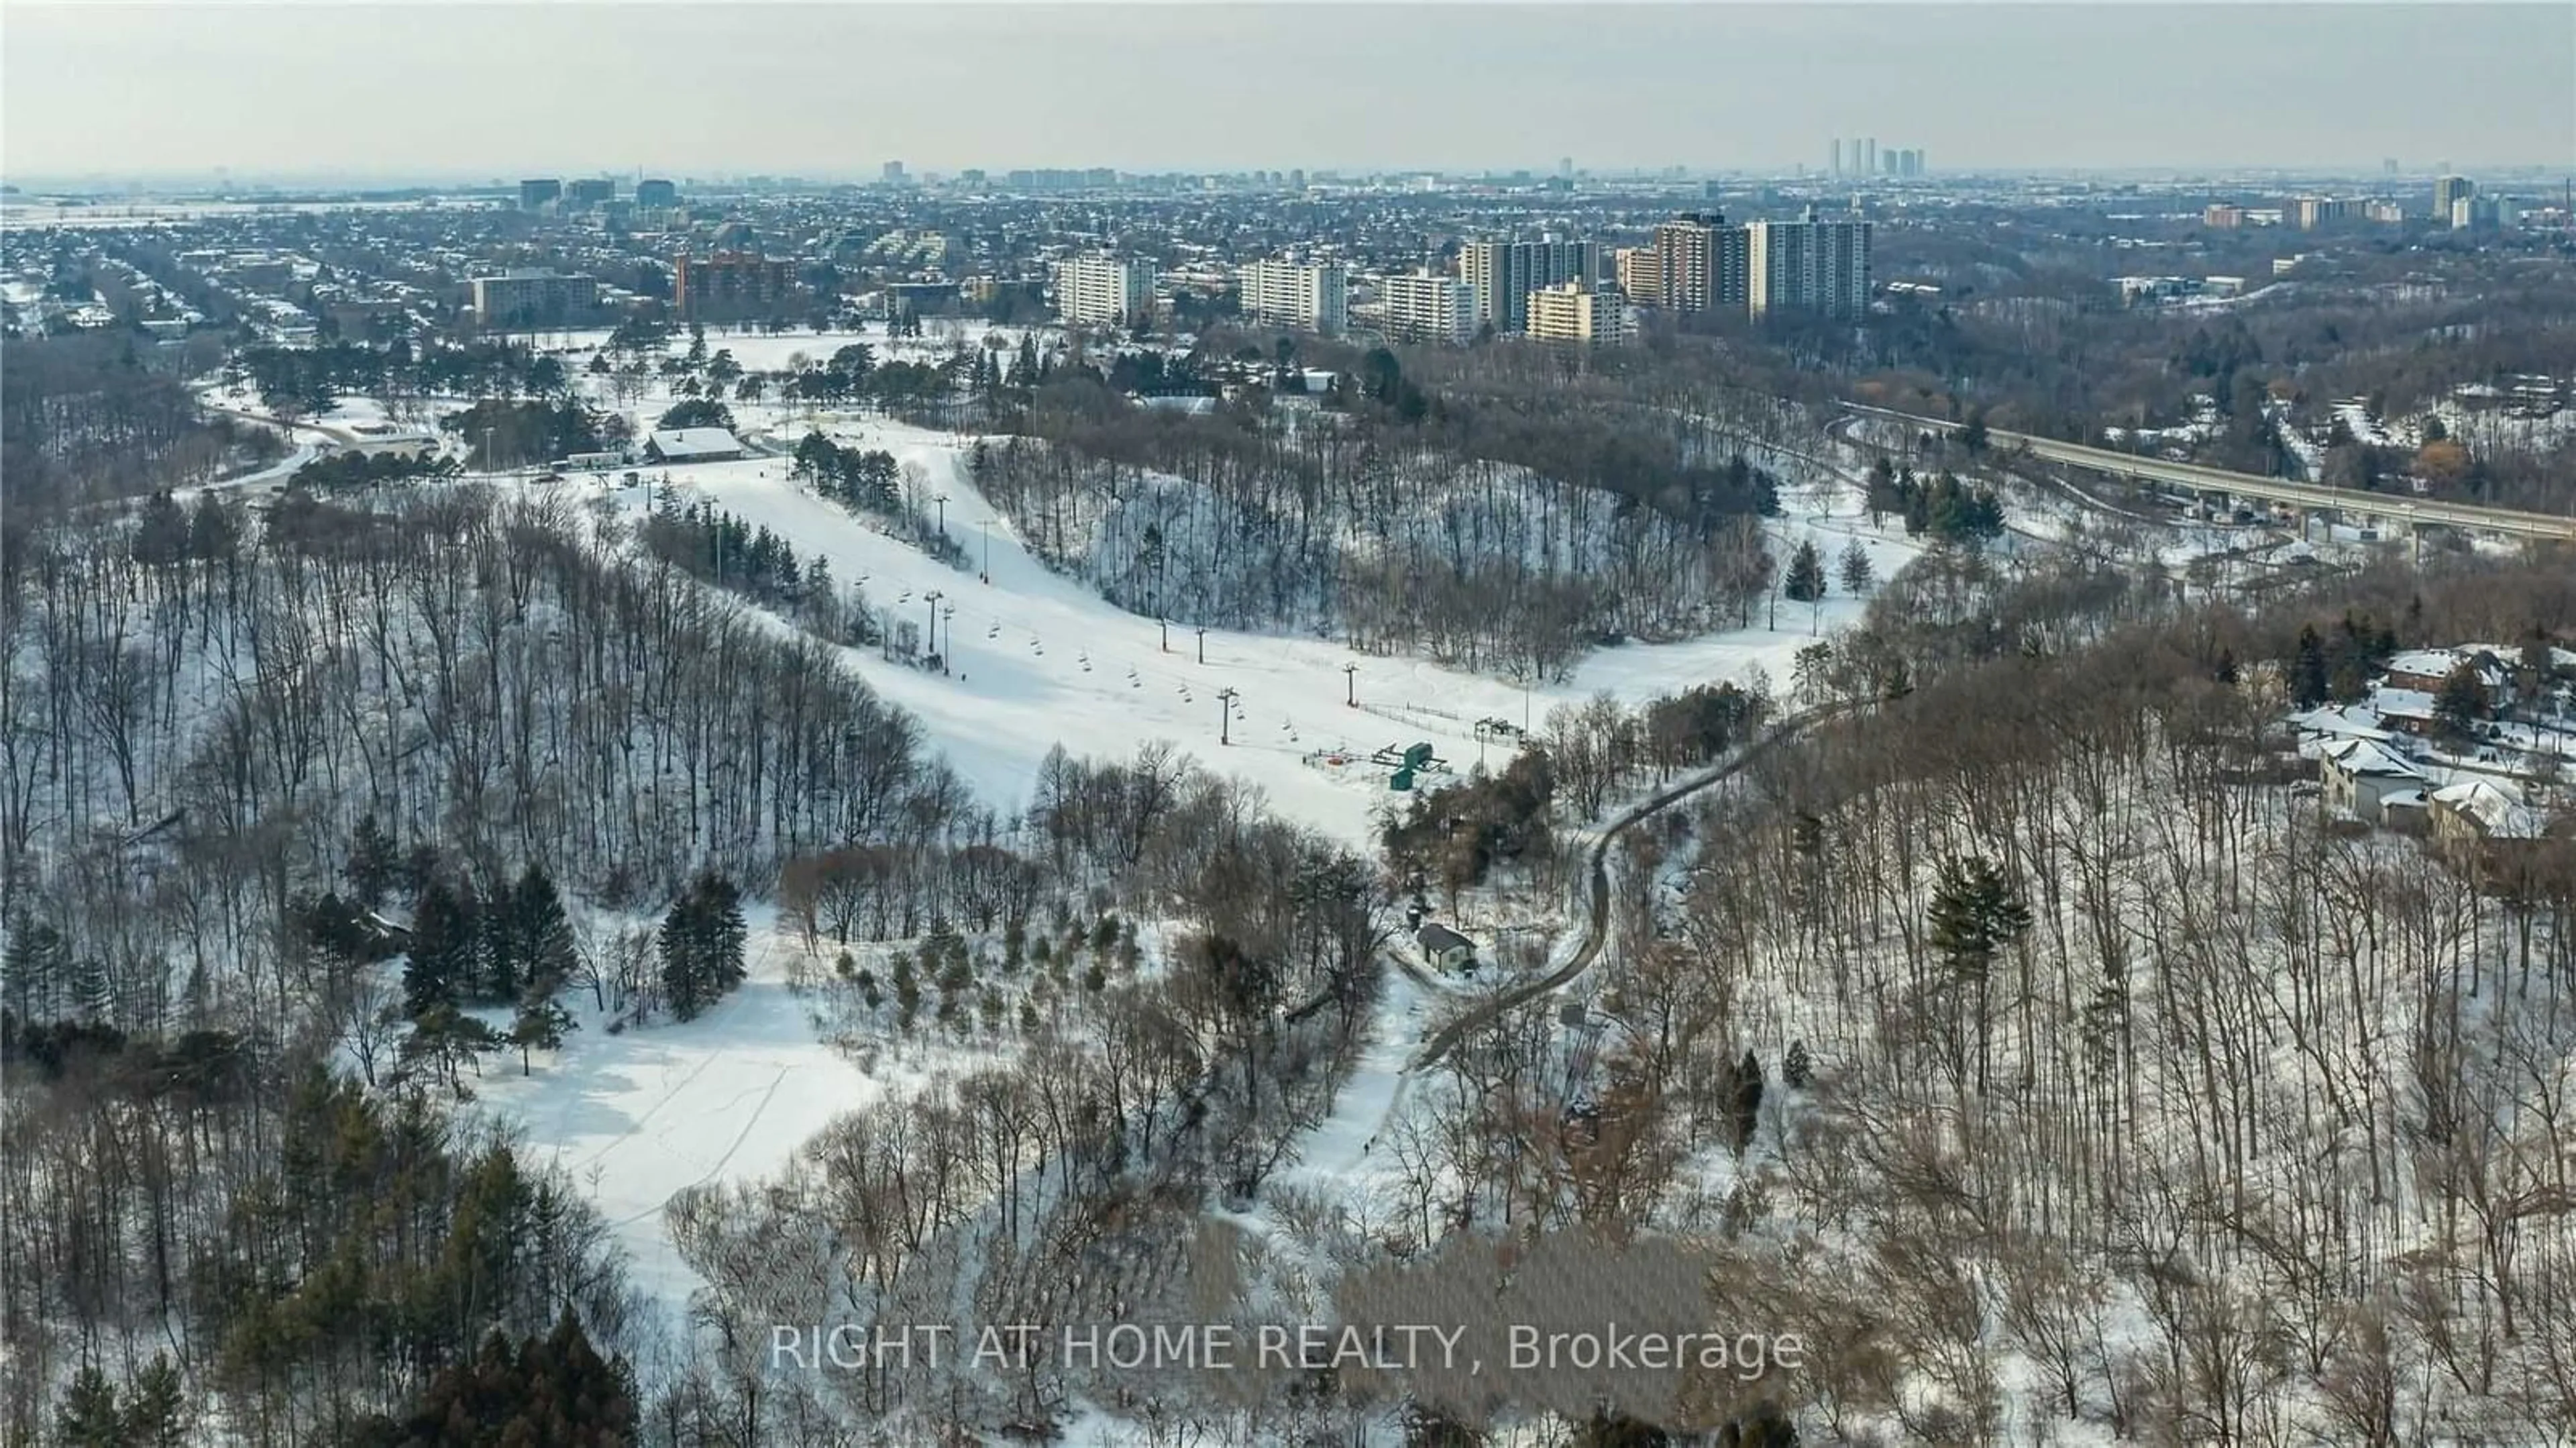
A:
1238,257,1349,335
1747,209,1872,319
1377,271,1477,346
1052,254,1157,327
1525,282,1631,347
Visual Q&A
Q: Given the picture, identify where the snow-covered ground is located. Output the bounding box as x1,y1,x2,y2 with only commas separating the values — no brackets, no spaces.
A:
467,910,885,1313
449,418,1927,1341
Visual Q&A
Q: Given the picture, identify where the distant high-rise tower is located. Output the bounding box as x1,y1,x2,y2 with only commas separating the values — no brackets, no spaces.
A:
1052,254,1157,326
1864,138,1878,176
1458,239,1599,333
2432,174,2475,223
1647,213,1748,313
1831,139,1843,176
1559,156,1574,178
1748,207,1872,319
882,160,907,186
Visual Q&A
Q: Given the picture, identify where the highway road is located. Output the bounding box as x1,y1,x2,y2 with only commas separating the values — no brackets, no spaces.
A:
1847,404,2576,544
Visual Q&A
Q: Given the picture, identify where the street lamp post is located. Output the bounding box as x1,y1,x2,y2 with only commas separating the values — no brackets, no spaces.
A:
1216,688,1239,745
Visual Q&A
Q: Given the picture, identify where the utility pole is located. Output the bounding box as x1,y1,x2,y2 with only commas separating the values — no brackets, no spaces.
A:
1216,688,1238,745
1343,663,1358,707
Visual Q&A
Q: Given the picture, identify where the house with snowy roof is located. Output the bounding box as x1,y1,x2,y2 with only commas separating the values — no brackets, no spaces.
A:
644,427,745,462
2369,686,2441,737
2318,738,2425,823
2428,777,2555,878
2383,648,2493,694
1415,922,1477,972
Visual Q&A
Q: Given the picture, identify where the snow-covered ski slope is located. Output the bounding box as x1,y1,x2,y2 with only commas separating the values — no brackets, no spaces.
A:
612,415,1914,846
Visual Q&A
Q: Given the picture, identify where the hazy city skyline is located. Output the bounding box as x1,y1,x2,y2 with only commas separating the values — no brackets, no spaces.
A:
5,3,2571,186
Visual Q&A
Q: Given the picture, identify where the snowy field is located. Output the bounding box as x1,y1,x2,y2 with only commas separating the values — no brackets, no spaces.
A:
466,910,883,1309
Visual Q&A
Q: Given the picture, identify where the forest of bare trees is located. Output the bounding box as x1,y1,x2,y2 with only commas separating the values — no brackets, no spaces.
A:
1357,552,2576,1445
963,352,1816,678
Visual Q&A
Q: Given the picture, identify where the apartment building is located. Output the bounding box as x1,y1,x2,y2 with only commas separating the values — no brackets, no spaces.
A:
674,251,795,317
1613,246,1663,304
1647,214,1748,313
1746,208,1872,319
1238,257,1349,335
1525,281,1631,347
1377,271,1477,345
1053,254,1158,326
471,270,598,327
1456,239,1599,333
2290,196,2353,229
2432,175,2476,223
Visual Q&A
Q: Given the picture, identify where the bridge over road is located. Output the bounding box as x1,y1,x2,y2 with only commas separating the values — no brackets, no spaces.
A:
1847,404,2576,544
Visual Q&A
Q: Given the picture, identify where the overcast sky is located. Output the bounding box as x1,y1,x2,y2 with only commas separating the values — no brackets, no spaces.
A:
5,3,2570,184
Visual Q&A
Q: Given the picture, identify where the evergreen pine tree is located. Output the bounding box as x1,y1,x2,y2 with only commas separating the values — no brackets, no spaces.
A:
1782,541,1825,603
345,813,401,908
2434,660,2491,741
1927,855,2033,1094
513,862,580,992
1837,539,1874,594
478,880,522,1005
891,951,920,1031
1730,1049,1765,1151
511,987,576,1076
121,1354,189,1447
133,490,191,568
1783,1038,1813,1089
1,916,70,1021
404,880,475,1017
2290,625,2330,707
186,493,240,563
659,870,747,1021
54,1365,123,1448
